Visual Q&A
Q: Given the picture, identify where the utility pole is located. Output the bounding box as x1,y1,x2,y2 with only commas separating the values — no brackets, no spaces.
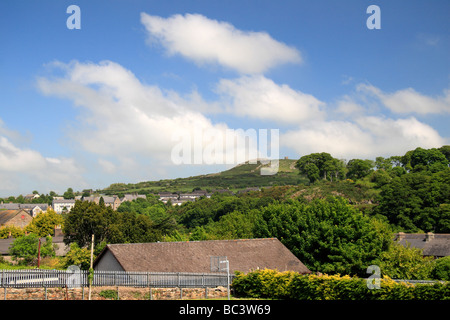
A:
37,238,41,268
88,234,94,300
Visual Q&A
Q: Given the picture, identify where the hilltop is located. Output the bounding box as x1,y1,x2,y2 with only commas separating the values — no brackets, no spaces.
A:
101,159,308,195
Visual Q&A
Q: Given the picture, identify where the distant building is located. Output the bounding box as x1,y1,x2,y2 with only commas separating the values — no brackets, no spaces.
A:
120,194,146,202
93,238,311,274
237,187,260,194
158,191,211,205
0,209,33,228
24,194,40,201
158,192,179,204
0,203,48,217
83,195,121,210
52,199,76,214
395,232,450,258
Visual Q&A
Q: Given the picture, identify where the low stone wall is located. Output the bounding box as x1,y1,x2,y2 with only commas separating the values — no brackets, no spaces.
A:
0,286,228,300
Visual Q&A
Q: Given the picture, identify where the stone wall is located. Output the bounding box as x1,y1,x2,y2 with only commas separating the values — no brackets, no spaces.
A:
0,286,228,300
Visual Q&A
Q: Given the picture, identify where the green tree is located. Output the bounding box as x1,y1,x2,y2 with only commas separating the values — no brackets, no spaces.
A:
62,243,92,270
376,242,435,280
410,147,448,172
207,209,260,239
375,168,450,232
346,159,374,180
304,163,320,183
63,188,75,199
438,145,450,163
189,226,210,241
0,225,25,239
9,234,56,265
25,209,64,237
254,197,392,276
63,200,113,247
296,152,344,182
431,256,450,281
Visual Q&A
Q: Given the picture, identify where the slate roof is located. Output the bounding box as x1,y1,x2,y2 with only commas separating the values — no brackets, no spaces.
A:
0,203,48,210
395,233,450,257
94,238,311,274
0,209,31,226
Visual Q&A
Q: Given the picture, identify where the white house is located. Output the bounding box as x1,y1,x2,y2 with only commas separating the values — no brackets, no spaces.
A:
52,199,76,214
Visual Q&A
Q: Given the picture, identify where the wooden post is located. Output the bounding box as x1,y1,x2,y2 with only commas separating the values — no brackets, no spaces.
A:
37,238,41,268
88,234,94,300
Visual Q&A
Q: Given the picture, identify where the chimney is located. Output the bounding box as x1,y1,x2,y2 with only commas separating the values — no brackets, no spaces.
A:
397,232,405,241
425,232,434,242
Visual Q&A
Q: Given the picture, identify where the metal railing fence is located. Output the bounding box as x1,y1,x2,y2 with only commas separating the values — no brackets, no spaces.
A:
0,269,233,289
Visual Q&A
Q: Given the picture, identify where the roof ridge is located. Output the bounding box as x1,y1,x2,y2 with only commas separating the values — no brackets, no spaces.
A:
107,237,278,247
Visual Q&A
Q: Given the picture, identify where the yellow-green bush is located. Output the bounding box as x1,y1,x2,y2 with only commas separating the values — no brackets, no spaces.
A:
232,269,449,300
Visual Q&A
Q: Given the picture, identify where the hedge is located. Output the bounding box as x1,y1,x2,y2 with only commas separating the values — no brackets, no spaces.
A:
231,269,449,300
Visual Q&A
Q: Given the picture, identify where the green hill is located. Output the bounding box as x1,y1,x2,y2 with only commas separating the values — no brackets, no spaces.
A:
101,159,308,195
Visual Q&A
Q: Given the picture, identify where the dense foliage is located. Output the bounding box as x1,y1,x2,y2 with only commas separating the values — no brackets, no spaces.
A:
232,269,450,300
253,198,391,277
9,234,56,265
63,200,177,247
2,146,449,282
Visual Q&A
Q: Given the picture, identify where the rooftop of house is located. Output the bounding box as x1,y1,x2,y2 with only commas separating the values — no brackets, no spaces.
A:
394,232,450,257
93,238,311,274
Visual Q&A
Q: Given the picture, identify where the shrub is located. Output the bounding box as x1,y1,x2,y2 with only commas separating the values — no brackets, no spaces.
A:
432,256,450,281
99,289,118,300
232,269,449,300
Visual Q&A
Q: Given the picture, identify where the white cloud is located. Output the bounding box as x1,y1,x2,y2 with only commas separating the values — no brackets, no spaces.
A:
281,116,447,159
335,95,365,115
36,60,267,171
0,136,47,172
0,133,85,196
357,84,450,115
33,58,450,192
216,75,325,124
98,158,116,174
140,12,301,74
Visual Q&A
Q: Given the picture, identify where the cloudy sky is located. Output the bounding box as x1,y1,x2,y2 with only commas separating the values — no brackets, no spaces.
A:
0,0,449,196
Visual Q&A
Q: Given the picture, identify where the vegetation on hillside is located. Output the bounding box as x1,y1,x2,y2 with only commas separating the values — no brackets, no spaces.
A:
1,146,449,281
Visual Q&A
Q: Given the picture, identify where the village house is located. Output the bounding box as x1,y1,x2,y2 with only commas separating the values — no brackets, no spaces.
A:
157,192,179,204
83,195,121,211
52,199,76,214
24,193,40,201
0,203,48,217
179,190,211,200
93,238,311,274
158,191,213,205
120,194,146,202
0,209,33,229
395,232,450,258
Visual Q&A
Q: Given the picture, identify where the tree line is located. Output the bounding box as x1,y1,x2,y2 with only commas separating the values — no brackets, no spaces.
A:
2,146,449,280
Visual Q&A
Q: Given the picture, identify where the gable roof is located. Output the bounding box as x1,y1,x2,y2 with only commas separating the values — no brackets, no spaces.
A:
395,233,450,257
94,238,310,274
0,209,31,226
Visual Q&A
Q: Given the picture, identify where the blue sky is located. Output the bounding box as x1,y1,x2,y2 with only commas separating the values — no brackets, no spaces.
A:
0,0,449,197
